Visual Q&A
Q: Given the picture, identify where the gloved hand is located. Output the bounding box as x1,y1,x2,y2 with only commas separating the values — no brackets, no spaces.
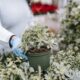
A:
9,35,28,61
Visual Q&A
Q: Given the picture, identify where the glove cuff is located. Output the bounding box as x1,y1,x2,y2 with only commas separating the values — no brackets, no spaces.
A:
9,35,16,48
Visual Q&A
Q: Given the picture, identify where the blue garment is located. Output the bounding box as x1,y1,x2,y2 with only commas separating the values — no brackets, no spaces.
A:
10,37,28,61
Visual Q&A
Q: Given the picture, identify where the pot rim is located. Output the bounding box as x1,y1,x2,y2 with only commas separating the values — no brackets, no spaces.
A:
27,50,51,57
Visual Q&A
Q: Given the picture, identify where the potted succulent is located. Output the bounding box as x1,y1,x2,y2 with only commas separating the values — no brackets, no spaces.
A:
21,24,57,70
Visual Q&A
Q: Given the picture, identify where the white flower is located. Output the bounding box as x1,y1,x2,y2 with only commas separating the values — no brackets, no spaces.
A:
53,62,59,67
51,39,55,44
74,46,79,51
60,67,66,75
44,74,51,80
71,7,79,15
75,38,80,43
29,67,34,73
77,5,80,9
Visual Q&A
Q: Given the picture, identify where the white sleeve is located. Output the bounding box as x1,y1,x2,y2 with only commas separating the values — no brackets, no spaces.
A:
0,1,14,43
0,21,14,42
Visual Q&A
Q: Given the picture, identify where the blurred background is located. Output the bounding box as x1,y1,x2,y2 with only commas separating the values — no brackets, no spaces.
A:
26,0,68,33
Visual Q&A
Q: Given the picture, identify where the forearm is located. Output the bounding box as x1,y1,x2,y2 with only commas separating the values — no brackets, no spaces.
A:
0,24,14,42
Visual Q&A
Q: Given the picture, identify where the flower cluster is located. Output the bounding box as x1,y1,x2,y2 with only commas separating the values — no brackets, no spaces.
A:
61,1,80,53
46,1,80,80
21,24,59,53
62,1,80,27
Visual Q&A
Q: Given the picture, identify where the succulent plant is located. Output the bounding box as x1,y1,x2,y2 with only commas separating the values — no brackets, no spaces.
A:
21,23,59,54
0,52,30,80
61,0,80,52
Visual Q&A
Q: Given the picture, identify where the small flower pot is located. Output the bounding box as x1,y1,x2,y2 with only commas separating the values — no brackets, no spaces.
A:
27,51,51,70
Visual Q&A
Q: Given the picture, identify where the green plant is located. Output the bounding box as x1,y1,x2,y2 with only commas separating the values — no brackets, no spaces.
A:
47,1,80,80
1,50,80,80
0,52,31,80
48,50,80,80
57,0,80,70
61,0,80,52
43,1,80,80
21,24,59,54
